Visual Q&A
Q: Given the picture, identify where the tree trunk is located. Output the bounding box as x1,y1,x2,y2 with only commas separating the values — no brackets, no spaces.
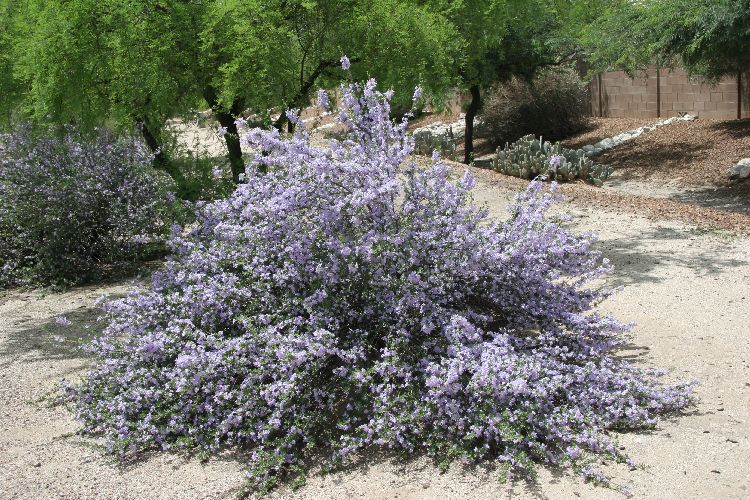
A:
272,59,338,131
214,105,247,181
138,119,185,187
203,88,249,181
464,85,481,164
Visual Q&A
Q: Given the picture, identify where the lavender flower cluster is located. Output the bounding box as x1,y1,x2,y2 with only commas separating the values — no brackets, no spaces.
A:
0,126,177,287
65,78,694,494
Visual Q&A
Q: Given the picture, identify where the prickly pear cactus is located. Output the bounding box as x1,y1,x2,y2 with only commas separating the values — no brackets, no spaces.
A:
414,129,457,160
492,135,612,185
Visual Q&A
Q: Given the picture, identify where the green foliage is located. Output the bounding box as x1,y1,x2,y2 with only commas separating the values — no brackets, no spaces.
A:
413,128,458,160
493,134,612,185
480,67,590,147
664,0,750,79
425,0,585,163
344,0,459,113
583,0,750,80
580,0,663,75
0,0,458,184
5,0,197,130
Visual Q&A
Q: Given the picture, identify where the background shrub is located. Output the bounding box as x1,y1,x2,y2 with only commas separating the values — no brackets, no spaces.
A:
0,126,179,288
66,78,693,495
479,68,590,147
493,134,613,185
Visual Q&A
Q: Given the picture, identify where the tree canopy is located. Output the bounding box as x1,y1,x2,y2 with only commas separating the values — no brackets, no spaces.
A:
0,0,458,185
426,0,583,163
583,0,750,80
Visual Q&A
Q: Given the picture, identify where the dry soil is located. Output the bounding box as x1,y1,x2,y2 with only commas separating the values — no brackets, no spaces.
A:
1,169,749,499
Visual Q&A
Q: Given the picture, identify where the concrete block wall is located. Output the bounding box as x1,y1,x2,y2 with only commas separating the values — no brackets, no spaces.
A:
590,66,748,120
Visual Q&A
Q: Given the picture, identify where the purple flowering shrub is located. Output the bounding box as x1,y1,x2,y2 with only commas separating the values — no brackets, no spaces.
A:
65,79,694,494
0,126,178,288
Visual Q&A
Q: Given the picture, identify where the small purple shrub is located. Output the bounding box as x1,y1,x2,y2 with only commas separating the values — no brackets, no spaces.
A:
0,126,178,288
65,79,694,494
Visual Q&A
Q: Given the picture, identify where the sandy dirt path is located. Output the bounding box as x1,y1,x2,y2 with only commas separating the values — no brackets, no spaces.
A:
1,171,749,499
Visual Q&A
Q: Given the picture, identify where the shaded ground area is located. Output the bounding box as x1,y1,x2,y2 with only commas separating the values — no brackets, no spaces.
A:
463,163,750,233
582,118,750,217
466,116,750,224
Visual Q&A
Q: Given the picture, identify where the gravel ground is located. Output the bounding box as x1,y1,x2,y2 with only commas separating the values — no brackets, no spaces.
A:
1,172,749,499
564,118,750,217
464,115,750,227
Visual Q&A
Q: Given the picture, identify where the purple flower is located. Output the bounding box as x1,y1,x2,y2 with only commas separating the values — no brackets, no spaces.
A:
412,85,424,102
55,316,71,326
285,109,301,125
340,55,351,71
549,154,564,169
316,89,330,110
1,125,175,287
509,377,528,395
65,77,695,495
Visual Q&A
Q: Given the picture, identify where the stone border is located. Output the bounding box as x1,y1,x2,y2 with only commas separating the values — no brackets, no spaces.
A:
581,114,695,157
729,158,750,180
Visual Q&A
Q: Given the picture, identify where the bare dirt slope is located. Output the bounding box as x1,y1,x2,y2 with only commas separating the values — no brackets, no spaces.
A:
1,172,749,499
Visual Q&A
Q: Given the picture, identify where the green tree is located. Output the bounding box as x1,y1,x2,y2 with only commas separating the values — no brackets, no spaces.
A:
427,0,579,164
1,0,457,186
583,0,750,81
202,0,458,178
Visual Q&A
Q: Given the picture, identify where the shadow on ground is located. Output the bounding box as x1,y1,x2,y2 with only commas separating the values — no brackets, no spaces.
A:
598,141,708,181
0,305,105,366
708,119,750,139
595,225,745,288
0,280,136,368
668,181,750,215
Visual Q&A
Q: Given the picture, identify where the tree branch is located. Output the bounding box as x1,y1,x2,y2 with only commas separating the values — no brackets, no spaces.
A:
272,59,339,131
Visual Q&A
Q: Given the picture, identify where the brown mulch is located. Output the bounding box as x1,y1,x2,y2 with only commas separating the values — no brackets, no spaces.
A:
594,118,750,187
556,182,750,233
561,118,654,150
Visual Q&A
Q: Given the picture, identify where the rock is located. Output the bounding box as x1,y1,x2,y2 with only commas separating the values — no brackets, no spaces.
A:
314,122,337,132
421,481,431,489
737,158,750,167
578,113,693,157
729,162,750,180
